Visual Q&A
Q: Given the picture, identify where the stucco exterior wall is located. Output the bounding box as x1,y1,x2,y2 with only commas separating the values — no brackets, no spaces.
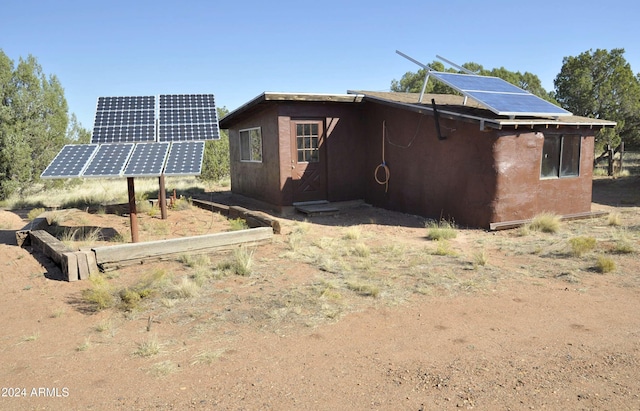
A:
228,102,365,207
492,130,595,222
225,96,599,228
228,105,282,205
361,102,498,227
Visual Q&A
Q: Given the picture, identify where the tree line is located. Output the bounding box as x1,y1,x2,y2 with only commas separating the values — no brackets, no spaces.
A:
1,48,637,200
391,48,640,153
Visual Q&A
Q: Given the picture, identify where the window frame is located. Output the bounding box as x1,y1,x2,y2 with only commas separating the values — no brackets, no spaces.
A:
295,122,320,164
540,133,581,179
239,127,263,163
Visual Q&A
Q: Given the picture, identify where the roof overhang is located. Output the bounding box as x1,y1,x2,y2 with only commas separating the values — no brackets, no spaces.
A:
349,91,617,131
220,92,364,128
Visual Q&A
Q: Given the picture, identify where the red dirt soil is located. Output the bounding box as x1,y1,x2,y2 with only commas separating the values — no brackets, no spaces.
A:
0,179,639,410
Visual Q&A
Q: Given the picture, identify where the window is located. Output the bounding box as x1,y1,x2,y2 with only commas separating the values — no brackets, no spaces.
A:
239,128,262,162
296,123,320,163
540,134,581,178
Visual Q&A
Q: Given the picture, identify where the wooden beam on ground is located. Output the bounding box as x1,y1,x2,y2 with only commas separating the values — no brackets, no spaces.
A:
16,215,50,246
28,230,80,281
191,198,230,216
191,199,281,234
92,226,274,268
489,210,610,231
229,206,281,234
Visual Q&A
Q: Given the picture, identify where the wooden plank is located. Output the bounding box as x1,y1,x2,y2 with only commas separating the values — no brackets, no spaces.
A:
191,199,230,216
62,252,79,282
98,240,267,271
29,230,74,266
93,227,273,265
16,215,50,246
489,211,610,231
228,206,248,220
84,250,100,276
228,206,281,234
76,251,91,280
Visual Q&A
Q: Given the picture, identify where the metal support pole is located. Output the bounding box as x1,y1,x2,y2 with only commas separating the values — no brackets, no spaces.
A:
127,177,139,243
159,175,167,220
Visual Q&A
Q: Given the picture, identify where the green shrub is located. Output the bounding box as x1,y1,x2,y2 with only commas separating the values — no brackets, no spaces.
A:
229,218,249,231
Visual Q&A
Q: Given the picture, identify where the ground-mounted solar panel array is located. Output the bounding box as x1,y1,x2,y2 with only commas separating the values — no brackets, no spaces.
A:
428,72,572,118
42,94,219,180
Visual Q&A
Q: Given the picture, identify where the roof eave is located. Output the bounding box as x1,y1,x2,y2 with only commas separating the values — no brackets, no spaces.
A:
220,92,365,128
351,91,617,131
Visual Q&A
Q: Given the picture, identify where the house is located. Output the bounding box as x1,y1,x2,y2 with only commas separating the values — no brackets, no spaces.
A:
219,90,615,229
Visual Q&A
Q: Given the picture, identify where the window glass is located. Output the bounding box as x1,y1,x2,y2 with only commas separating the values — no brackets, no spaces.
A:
560,135,580,177
540,133,581,179
540,135,560,178
239,128,262,162
295,122,320,163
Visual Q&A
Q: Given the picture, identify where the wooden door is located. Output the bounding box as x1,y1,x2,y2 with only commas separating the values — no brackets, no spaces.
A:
290,120,327,203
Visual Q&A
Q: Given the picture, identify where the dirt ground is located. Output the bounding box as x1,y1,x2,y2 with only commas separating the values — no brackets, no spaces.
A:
0,177,639,410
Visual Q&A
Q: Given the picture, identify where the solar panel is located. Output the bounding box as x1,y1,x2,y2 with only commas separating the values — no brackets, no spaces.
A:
40,144,98,179
158,94,220,142
163,141,205,175
92,96,156,144
428,71,572,117
123,142,170,177
82,143,135,178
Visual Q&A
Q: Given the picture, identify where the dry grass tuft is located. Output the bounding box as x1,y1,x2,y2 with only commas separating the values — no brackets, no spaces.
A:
426,219,457,240
527,212,561,233
343,226,362,240
191,349,226,365
607,212,622,226
346,279,380,297
134,335,161,357
82,274,115,311
172,197,192,211
568,236,597,257
232,246,254,276
473,249,488,267
150,360,179,377
27,207,46,221
229,218,249,231
167,277,200,299
595,255,616,273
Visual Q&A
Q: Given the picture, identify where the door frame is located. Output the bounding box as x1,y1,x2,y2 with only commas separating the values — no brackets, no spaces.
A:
289,118,328,203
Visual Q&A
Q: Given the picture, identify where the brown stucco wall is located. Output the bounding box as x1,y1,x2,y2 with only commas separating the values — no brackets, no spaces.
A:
492,130,595,222
228,102,366,207
361,102,499,228
276,102,366,204
226,97,598,228
228,105,282,206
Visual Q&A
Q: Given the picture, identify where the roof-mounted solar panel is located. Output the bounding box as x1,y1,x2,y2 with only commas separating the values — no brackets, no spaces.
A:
40,144,99,179
123,142,170,178
158,94,220,142
428,71,572,118
91,96,156,144
163,141,205,175
82,143,135,178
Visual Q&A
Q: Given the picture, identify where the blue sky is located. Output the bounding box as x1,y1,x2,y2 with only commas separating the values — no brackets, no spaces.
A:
2,0,639,129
